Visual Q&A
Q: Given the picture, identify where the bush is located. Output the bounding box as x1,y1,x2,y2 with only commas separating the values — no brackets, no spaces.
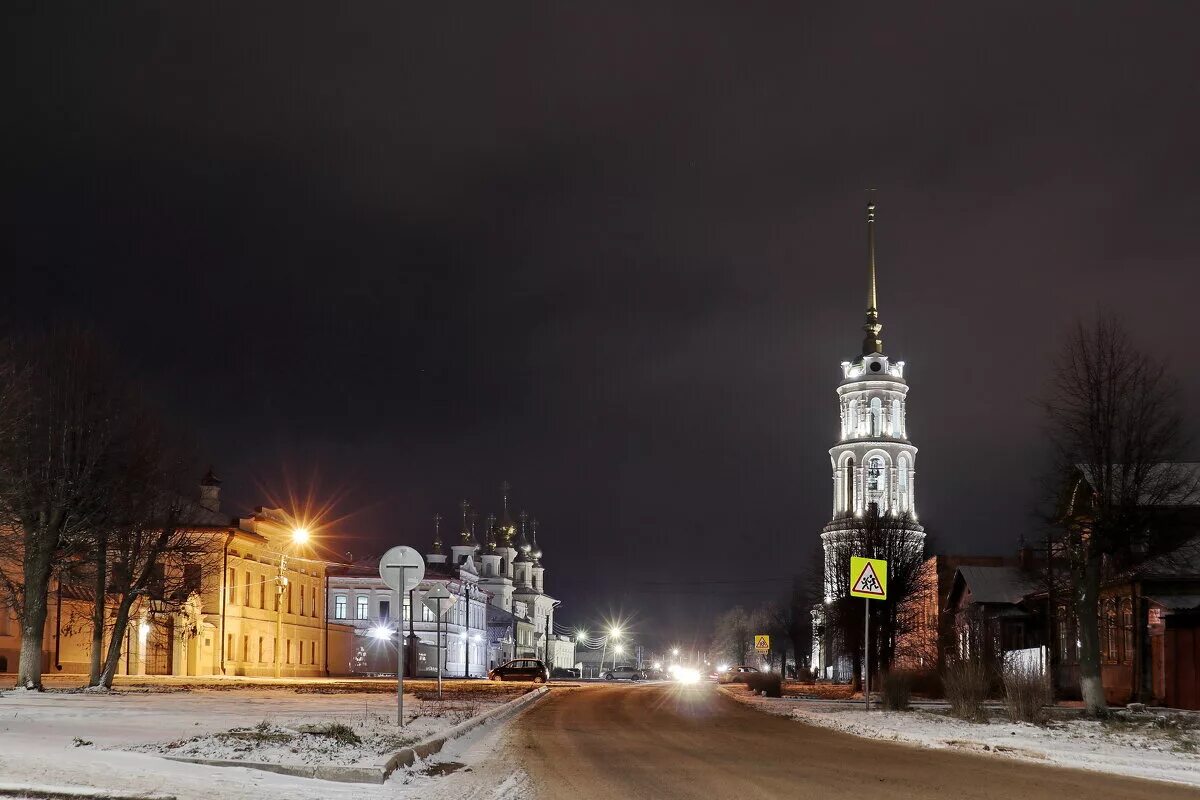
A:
943,658,990,721
879,670,913,711
1002,664,1051,724
743,671,783,698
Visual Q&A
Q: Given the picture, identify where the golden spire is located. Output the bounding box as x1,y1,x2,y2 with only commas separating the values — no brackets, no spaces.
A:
862,189,884,356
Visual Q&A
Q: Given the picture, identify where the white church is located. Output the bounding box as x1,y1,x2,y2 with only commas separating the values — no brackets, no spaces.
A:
811,196,926,678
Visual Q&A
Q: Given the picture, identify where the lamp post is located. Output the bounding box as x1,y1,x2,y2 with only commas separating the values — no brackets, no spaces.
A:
274,527,309,679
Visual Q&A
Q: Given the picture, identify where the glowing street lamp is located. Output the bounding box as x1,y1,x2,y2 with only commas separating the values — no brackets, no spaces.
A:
274,524,311,678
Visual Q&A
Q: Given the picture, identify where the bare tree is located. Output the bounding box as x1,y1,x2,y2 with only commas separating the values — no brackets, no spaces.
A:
1041,314,1193,716
823,510,931,688
0,328,134,689
88,414,215,689
713,606,752,666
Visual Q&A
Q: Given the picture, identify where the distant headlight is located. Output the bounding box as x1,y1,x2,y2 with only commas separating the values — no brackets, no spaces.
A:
368,626,391,640
676,667,701,684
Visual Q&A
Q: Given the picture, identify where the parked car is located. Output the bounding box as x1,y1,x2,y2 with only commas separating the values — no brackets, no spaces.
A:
641,667,668,681
488,658,550,683
551,666,581,680
717,665,760,684
603,664,643,680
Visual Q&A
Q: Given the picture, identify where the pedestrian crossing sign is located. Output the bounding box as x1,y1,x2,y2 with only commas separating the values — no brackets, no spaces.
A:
754,634,770,653
850,556,888,599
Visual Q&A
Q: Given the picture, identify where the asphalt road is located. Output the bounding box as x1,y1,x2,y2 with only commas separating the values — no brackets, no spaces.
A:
509,682,1199,800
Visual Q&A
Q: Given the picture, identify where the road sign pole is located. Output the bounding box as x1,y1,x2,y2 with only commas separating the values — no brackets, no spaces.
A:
864,597,869,712
436,598,443,699
397,573,405,727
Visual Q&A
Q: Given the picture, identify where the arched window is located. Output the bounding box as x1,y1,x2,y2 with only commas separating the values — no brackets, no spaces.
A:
844,457,855,513
891,399,902,436
870,398,882,437
847,399,859,437
898,455,910,512
866,455,886,512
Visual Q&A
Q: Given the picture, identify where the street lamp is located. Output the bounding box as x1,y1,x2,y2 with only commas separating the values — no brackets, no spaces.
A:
274,526,310,679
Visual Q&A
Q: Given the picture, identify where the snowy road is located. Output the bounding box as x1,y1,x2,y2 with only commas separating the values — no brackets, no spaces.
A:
504,682,1200,800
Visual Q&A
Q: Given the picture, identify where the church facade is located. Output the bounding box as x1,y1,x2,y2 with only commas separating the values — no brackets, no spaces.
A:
812,196,926,678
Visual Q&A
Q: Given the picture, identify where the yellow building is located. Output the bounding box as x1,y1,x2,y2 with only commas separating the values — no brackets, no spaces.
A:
0,472,355,679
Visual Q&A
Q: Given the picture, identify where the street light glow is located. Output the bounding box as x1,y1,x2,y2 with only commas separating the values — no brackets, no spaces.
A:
291,527,310,545
609,626,622,639
368,626,391,640
614,643,625,654
671,647,679,657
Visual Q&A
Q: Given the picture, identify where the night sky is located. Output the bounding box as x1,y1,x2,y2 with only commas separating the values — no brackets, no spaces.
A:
4,3,1199,647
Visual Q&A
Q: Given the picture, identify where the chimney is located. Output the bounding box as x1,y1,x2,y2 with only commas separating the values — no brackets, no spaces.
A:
199,468,221,513
1017,535,1033,570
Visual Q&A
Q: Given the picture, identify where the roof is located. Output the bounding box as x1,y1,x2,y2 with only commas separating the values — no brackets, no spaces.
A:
1076,462,1200,509
954,566,1038,605
1148,595,1200,612
1130,535,1200,580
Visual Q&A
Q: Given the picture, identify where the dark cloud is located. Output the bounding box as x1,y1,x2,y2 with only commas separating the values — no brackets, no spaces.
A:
3,2,1199,645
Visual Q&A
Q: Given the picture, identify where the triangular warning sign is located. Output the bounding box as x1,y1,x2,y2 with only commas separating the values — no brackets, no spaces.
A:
852,561,886,597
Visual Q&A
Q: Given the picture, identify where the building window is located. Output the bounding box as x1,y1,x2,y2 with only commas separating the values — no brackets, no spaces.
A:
244,571,251,606
228,569,237,604
335,596,347,619
258,637,265,663
404,597,411,621
243,635,249,662
380,600,391,621
182,564,202,596
847,398,859,437
866,456,886,511
898,456,910,512
287,582,293,614
1120,599,1134,662
299,584,306,616
891,399,903,436
844,457,855,513
870,397,882,437
260,581,266,610
356,595,369,620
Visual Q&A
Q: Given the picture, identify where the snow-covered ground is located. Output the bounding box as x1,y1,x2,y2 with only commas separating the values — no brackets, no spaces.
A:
726,688,1200,788
0,687,535,799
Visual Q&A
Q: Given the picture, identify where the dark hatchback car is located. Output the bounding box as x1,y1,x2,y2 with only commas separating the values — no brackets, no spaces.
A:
551,666,581,679
488,658,550,683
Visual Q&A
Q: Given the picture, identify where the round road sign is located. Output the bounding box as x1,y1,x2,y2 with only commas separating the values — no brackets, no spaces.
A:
378,546,426,592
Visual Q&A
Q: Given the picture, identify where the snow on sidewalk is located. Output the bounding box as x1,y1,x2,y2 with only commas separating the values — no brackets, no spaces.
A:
0,687,531,799
726,689,1200,788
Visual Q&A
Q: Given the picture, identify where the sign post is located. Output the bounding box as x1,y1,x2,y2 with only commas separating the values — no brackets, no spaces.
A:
422,583,456,699
849,556,887,711
380,546,425,727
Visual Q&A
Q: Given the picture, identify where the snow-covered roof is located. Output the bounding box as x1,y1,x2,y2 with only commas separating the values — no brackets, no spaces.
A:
954,565,1037,605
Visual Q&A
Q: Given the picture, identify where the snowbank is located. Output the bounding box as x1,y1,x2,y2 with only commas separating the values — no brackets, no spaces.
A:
0,686,533,799
725,688,1200,788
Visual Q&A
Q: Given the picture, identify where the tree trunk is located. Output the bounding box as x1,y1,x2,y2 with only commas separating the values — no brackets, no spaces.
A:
1076,554,1107,716
98,595,135,689
88,533,108,685
16,534,55,689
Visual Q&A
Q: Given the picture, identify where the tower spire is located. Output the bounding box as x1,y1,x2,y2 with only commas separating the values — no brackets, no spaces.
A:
431,513,443,555
862,189,884,356
459,499,473,544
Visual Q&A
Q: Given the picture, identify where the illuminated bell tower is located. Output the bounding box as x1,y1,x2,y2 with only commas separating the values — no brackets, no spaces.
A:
812,193,925,676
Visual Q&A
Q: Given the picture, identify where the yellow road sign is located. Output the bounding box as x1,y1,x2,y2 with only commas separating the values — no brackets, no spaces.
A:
850,556,887,599
754,634,770,653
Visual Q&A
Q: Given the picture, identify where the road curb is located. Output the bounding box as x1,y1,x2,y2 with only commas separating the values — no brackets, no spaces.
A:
0,784,175,800
161,684,551,784
379,684,550,779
